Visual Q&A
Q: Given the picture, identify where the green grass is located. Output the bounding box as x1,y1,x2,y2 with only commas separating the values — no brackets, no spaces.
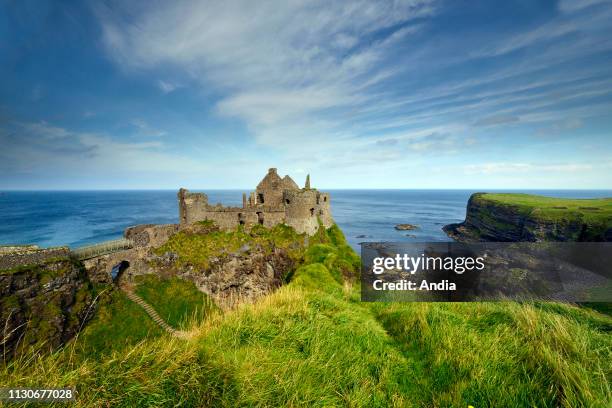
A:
372,302,611,407
155,223,307,272
134,275,217,329
1,225,611,407
68,288,164,360
476,193,612,224
467,193,612,241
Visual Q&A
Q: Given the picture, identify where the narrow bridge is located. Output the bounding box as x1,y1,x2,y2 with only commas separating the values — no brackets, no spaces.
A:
72,238,133,260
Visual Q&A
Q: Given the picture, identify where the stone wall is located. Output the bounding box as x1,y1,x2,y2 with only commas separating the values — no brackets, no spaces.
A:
125,224,179,248
284,189,333,235
255,167,287,207
187,208,287,230
83,224,180,283
178,188,209,224
317,192,334,227
82,247,154,284
0,246,71,271
177,168,334,235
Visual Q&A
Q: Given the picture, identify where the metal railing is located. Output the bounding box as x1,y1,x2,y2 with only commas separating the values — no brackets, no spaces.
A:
72,238,133,260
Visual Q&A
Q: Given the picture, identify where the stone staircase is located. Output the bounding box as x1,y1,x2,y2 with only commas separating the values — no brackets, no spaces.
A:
121,287,188,338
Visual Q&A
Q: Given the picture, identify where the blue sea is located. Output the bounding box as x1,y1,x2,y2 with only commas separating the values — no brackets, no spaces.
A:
0,190,610,251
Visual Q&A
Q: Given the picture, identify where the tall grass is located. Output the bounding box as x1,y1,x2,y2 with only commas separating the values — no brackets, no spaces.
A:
68,289,163,360
1,225,610,407
134,275,217,330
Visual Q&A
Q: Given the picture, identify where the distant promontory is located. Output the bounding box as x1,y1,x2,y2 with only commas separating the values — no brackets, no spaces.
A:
443,193,612,242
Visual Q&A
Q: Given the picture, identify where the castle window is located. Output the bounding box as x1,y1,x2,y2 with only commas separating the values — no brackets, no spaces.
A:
323,196,327,202
258,193,265,204
310,208,315,216
285,198,290,204
238,213,245,225
316,195,320,205
257,212,264,225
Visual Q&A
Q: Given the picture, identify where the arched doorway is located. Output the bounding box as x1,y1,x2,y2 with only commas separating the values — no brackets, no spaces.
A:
111,260,130,283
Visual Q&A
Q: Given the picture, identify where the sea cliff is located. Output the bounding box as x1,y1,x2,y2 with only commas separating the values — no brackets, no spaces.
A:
444,193,612,242
0,250,95,360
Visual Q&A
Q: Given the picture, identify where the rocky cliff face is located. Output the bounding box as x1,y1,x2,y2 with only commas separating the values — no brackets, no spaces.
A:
140,222,301,308
444,193,611,242
151,245,294,308
0,256,95,361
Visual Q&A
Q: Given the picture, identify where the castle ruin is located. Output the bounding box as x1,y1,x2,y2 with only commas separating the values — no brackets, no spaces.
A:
178,168,333,235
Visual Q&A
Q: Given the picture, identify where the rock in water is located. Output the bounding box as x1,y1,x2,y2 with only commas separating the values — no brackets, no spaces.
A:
395,224,418,231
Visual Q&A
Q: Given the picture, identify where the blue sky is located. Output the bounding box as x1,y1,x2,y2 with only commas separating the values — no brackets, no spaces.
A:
1,0,611,190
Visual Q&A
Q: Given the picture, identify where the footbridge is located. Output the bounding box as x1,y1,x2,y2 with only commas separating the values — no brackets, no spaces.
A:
72,238,133,260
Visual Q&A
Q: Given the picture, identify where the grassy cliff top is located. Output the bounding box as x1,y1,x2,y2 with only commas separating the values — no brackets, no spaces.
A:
3,224,611,407
475,193,612,223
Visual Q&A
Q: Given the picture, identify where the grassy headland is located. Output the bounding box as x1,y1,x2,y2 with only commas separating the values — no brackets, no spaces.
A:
476,193,612,223
445,193,612,242
1,224,610,407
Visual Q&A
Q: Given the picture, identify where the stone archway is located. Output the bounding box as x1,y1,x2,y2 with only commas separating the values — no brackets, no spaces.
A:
111,260,130,283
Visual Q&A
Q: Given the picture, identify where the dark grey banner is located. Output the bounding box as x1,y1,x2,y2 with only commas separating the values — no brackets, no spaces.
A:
360,242,612,302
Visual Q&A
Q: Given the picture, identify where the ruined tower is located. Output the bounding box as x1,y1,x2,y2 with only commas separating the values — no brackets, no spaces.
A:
177,168,333,235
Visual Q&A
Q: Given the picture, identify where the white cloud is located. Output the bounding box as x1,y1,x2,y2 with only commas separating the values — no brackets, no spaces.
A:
130,118,167,137
0,121,203,176
536,117,584,136
88,0,612,187
463,162,596,175
157,80,180,93
558,0,609,13
95,0,434,146
20,121,71,140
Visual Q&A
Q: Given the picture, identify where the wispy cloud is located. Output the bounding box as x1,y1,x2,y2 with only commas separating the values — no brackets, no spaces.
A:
157,80,180,94
2,0,612,188
0,121,199,176
130,119,167,138
463,162,598,175
95,0,435,152
474,115,520,127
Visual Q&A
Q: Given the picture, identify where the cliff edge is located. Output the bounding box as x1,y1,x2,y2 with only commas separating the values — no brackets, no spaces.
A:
443,193,612,242
0,248,96,361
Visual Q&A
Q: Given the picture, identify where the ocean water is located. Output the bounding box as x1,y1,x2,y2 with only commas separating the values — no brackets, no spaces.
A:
0,190,610,250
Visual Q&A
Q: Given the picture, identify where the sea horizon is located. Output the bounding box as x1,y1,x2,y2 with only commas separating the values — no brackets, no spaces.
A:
2,188,612,192
1,189,610,251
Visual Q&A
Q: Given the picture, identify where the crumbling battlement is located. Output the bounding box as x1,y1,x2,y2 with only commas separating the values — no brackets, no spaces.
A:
178,168,333,235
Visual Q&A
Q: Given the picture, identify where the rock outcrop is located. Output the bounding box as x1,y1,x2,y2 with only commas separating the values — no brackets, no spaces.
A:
0,255,95,361
394,224,418,231
444,193,612,242
151,243,295,308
